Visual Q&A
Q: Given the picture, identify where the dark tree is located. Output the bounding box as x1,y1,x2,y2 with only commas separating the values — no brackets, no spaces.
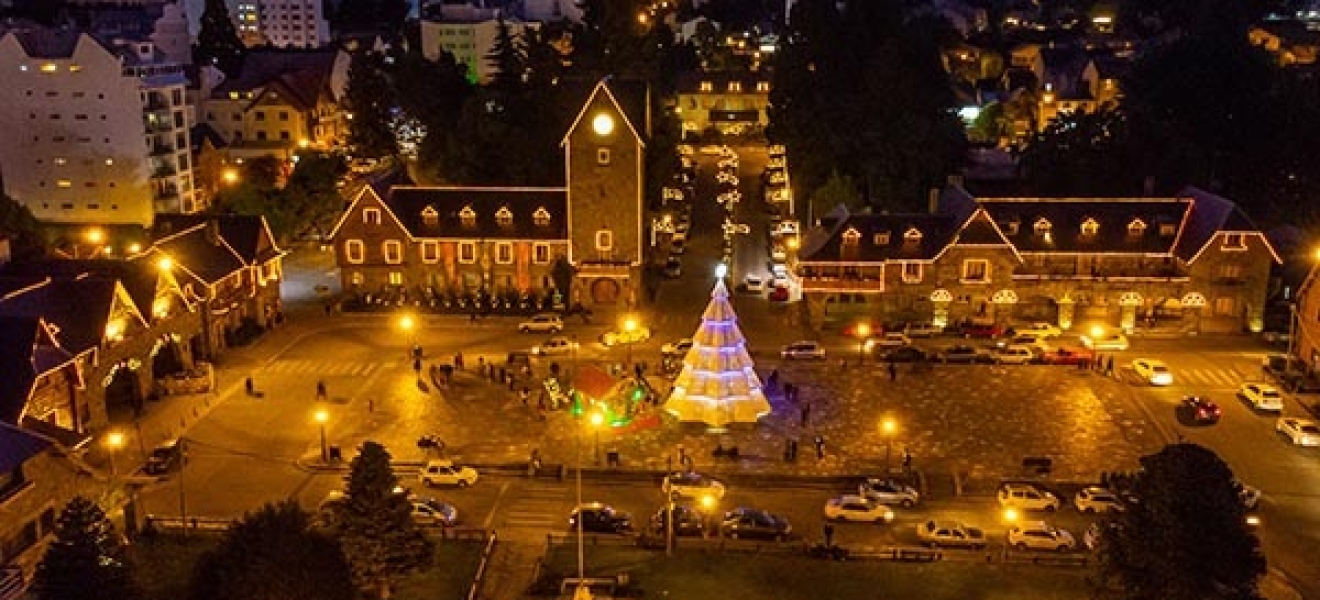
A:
332,0,409,39
573,0,649,77
551,256,575,299
194,0,245,77
1020,108,1144,197
344,51,399,159
33,497,136,600
0,192,48,261
334,441,431,598
189,501,355,600
486,17,527,93
1100,443,1265,600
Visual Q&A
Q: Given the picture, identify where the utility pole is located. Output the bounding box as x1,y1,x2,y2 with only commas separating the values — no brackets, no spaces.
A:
178,437,188,537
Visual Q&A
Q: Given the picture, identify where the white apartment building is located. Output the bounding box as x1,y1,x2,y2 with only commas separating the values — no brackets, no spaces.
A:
255,0,328,48
0,28,199,227
420,17,538,84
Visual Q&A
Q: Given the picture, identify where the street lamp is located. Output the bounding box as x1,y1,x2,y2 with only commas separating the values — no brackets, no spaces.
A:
1002,507,1020,560
398,313,417,350
622,316,640,369
881,417,897,478
699,494,718,539
105,431,126,477
589,411,605,466
856,323,872,365
314,410,329,462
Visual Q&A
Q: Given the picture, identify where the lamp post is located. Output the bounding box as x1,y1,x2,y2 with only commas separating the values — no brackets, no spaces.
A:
315,410,329,462
398,313,417,357
1002,508,1020,560
574,411,590,599
105,431,126,478
856,323,872,365
622,317,639,369
665,489,681,557
881,417,897,478
589,411,604,466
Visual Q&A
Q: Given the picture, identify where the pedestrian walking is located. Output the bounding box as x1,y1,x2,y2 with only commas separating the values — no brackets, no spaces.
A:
800,403,811,427
316,380,327,401
413,357,422,373
245,376,254,396
823,522,835,547
766,369,780,392
783,382,794,402
813,435,825,459
454,352,464,370
902,448,913,476
887,361,898,382
784,438,794,462
1105,356,1115,377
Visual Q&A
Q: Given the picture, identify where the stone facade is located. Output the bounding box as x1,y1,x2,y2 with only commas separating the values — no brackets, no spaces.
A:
0,425,82,585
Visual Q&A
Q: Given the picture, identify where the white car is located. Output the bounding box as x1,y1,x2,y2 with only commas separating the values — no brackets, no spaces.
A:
904,322,943,338
1008,521,1076,552
994,345,1035,365
1132,359,1173,386
600,326,652,347
1003,334,1051,353
781,341,826,360
699,144,724,155
1013,322,1062,338
531,336,578,356
744,275,765,293
1080,332,1129,351
662,472,726,500
878,332,911,348
518,313,563,334
661,339,693,357
1276,417,1320,446
1239,383,1285,411
410,497,459,527
997,484,1061,511
823,495,895,523
419,459,479,488
915,520,987,549
1073,486,1124,513
858,479,920,507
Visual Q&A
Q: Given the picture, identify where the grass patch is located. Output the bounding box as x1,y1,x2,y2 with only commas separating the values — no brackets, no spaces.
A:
536,545,1099,600
391,539,486,600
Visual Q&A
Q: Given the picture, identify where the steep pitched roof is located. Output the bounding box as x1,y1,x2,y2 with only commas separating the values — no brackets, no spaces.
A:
975,198,1191,254
148,223,246,285
386,187,569,240
559,78,647,146
0,259,159,317
6,28,86,58
0,420,54,471
212,48,338,99
153,214,284,266
798,213,961,263
1175,186,1280,264
0,278,118,355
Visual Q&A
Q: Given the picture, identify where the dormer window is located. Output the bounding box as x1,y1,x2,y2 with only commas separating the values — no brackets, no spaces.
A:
459,205,476,228
1222,233,1247,250
728,81,742,92
904,227,923,242
1033,218,1052,235
1080,218,1099,236
533,207,551,227
363,208,380,225
699,81,713,92
1159,223,1176,237
1127,218,1146,236
1002,220,1020,235
495,206,513,227
421,206,438,227
842,227,861,245
756,81,770,92
873,232,891,245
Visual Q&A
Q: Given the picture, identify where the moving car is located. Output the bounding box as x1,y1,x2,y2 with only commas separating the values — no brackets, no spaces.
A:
744,275,765,293
1132,359,1173,386
997,483,1061,511
662,472,727,500
661,339,693,357
1073,486,1124,513
858,479,920,507
410,497,459,527
600,326,652,347
916,520,987,549
1238,383,1285,411
1080,332,1129,351
419,459,479,488
1012,322,1062,338
781,341,826,360
994,345,1036,365
650,505,705,536
569,503,633,534
531,336,578,356
1276,417,1320,446
721,508,791,541
1007,521,1076,552
518,313,563,334
823,495,895,523
144,439,182,475
1182,396,1222,423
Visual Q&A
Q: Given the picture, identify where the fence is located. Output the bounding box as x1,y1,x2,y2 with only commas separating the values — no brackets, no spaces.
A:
143,515,233,533
466,531,498,600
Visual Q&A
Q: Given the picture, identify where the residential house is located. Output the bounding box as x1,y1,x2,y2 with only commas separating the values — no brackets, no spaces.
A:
796,186,1279,334
675,70,771,139
330,80,647,308
0,417,82,593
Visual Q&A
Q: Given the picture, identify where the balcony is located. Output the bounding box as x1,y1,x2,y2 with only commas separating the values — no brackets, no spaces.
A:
150,142,175,156
1011,265,1189,282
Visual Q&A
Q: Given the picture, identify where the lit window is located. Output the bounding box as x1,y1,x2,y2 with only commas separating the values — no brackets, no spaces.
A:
388,272,403,286
56,179,72,188
728,81,742,92
382,241,403,264
460,205,477,227
756,81,770,92
1033,218,1052,235
1218,264,1243,279
350,271,363,285
1003,221,1020,235
873,232,891,245
1128,218,1146,236
1080,218,1099,236
345,239,365,263
595,230,613,251
533,207,551,227
1159,223,1177,237
495,206,513,227
533,243,551,264
363,208,380,225
1222,233,1247,250
842,227,861,245
699,81,713,92
962,259,989,282
904,227,923,242
597,148,611,165
421,206,438,226
458,241,477,263
902,262,922,283
421,241,439,263
496,242,513,264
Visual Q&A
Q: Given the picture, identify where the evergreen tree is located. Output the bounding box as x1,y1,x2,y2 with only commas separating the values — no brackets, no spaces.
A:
1100,443,1265,600
334,441,431,599
33,496,136,600
344,51,399,159
194,0,245,77
486,17,526,93
189,501,355,600
808,170,864,221
0,192,48,261
573,0,648,76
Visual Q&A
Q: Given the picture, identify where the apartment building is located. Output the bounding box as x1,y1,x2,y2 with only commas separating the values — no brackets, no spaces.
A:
255,0,329,48
0,27,200,227
420,16,538,84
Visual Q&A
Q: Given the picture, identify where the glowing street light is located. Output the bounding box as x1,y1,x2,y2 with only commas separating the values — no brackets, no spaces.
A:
222,168,240,185
881,417,897,477
314,410,329,462
105,431,126,477
156,256,173,271
856,322,872,365
85,228,105,244
622,316,641,368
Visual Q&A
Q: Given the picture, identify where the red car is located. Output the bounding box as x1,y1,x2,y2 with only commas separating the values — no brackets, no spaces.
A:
960,321,1004,338
1182,396,1221,423
1038,347,1095,366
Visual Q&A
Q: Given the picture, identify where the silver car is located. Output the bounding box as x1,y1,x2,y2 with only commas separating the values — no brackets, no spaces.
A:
858,478,920,508
781,341,826,360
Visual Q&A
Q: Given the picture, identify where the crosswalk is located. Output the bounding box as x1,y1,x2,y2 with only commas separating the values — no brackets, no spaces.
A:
262,359,394,377
1174,367,1245,388
501,482,568,529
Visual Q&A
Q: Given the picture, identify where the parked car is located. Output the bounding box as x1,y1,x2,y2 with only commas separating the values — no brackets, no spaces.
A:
744,275,765,293
1007,521,1076,552
823,495,895,523
1038,347,1094,365
518,313,563,334
662,472,726,500
1073,486,1124,513
878,332,911,348
419,459,479,488
781,341,826,360
858,479,920,507
960,321,1004,338
1011,322,1062,338
1239,383,1285,411
994,345,1036,365
661,339,693,357
939,345,990,364
1080,332,1129,351
663,259,682,279
601,326,652,347
878,346,929,363
144,439,182,475
1132,359,1174,386
531,336,578,356
650,505,705,536
1276,417,1320,446
1182,396,1222,423
904,322,944,338
569,503,633,534
721,508,792,541
997,483,1061,511
410,497,459,527
916,520,987,549
1002,334,1051,353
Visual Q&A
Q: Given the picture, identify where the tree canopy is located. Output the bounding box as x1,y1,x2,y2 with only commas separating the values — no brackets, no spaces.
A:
211,153,346,242
34,496,136,600
189,501,355,600
194,0,245,77
333,441,431,598
344,51,399,160
1100,443,1265,600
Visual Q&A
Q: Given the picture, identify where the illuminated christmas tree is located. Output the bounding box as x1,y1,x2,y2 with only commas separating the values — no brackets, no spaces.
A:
664,277,771,428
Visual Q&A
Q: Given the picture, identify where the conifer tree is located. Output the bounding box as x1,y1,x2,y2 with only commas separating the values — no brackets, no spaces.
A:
194,0,245,77
33,497,136,600
333,441,432,598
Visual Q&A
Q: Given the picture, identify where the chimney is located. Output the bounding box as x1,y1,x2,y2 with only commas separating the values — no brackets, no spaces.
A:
928,187,942,214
